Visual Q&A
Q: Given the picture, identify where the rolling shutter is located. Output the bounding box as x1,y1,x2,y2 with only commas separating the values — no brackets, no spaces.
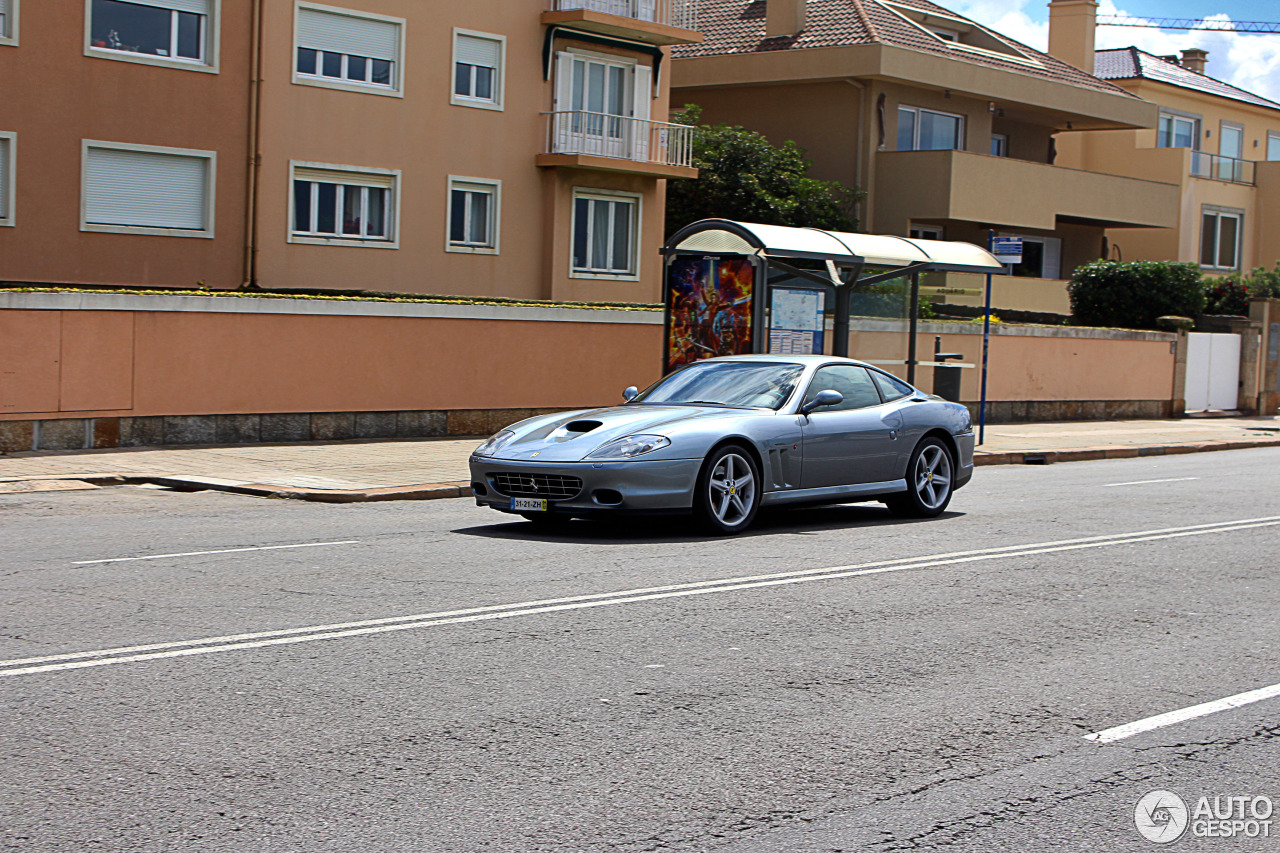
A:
123,0,211,14
0,138,9,220
456,34,500,70
297,7,399,61
85,146,210,231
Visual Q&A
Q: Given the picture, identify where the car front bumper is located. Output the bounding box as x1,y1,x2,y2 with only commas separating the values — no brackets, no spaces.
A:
469,454,702,516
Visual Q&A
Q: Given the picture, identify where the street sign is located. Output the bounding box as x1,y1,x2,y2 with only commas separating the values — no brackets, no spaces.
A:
992,237,1023,265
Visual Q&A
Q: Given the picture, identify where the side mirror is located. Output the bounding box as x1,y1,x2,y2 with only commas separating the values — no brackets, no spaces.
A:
799,389,843,415
623,386,639,402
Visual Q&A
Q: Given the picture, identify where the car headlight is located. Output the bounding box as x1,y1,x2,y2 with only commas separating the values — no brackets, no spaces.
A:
474,429,516,457
587,434,670,459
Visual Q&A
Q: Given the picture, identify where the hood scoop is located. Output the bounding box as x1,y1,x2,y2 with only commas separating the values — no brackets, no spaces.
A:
563,420,602,433
546,420,603,443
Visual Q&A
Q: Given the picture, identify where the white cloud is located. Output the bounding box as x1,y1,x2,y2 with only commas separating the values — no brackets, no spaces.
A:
949,0,1280,104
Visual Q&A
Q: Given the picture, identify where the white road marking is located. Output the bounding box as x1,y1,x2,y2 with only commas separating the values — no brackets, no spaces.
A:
1085,682,1280,743
5,516,1277,679
72,541,360,565
1103,477,1200,487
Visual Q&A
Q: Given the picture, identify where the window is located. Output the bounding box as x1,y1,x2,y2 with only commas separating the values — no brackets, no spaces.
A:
802,365,883,412
1269,132,1280,161
1000,233,1061,279
447,177,500,253
551,50,653,161
294,4,403,95
0,132,13,225
0,0,18,45
927,26,959,41
571,190,639,278
990,133,1008,157
86,0,217,72
910,224,943,240
1200,208,1242,270
1157,112,1199,149
870,369,914,402
452,30,504,110
290,163,398,247
898,106,964,151
82,141,215,237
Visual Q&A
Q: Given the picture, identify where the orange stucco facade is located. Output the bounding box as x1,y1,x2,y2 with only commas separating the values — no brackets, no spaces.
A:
0,1,699,303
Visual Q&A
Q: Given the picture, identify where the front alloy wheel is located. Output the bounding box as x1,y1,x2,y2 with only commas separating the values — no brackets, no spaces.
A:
696,445,761,535
886,437,954,518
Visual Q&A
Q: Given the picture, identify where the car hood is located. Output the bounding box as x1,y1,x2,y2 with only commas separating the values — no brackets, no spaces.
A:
480,404,747,462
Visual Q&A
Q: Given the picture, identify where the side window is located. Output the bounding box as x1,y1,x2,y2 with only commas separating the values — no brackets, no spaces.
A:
802,365,883,411
294,3,404,96
87,0,218,72
871,370,914,401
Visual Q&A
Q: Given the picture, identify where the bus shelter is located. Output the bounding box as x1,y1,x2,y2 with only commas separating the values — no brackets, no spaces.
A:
661,219,1003,384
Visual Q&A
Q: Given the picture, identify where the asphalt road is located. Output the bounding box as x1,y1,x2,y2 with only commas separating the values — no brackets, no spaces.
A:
2,448,1278,852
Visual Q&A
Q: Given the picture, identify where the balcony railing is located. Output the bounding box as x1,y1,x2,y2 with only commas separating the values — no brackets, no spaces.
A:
1190,151,1256,185
546,111,695,168
554,0,696,31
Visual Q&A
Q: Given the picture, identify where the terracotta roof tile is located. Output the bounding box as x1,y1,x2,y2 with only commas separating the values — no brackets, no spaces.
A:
1095,47,1280,111
675,0,1136,98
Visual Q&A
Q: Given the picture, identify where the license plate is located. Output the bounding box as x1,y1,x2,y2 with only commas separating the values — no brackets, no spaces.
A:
511,497,548,512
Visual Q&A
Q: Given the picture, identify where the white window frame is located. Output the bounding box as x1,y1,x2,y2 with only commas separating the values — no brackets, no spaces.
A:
1269,132,1280,161
570,188,641,280
999,232,1062,280
990,133,1008,157
0,132,14,226
84,0,220,74
81,140,216,238
1156,110,1200,150
897,105,965,152
451,29,505,111
293,2,405,98
288,161,400,249
0,0,20,46
909,224,943,240
1200,206,1243,271
446,176,501,255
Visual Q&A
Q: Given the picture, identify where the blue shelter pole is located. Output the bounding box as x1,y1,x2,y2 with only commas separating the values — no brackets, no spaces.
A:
978,231,993,446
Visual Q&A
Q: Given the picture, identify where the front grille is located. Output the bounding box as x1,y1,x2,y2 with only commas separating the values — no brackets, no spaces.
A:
491,472,583,500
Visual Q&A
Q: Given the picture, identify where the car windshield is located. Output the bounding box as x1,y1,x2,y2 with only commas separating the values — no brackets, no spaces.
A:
633,361,804,410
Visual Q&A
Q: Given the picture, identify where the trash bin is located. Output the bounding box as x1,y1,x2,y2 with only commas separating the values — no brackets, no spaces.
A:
932,336,964,402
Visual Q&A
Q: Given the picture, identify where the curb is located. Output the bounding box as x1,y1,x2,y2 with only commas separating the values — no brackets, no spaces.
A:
143,477,475,503
972,436,1280,467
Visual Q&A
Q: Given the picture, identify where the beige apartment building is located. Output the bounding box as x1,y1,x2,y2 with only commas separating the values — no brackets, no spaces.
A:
0,0,700,304
1048,0,1280,275
669,0,1181,313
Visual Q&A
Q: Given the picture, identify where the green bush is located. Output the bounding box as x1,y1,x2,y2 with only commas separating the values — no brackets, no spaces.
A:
1203,274,1252,315
1068,261,1206,329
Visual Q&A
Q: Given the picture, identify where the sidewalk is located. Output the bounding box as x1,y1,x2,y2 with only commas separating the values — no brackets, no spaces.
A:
2,417,1278,502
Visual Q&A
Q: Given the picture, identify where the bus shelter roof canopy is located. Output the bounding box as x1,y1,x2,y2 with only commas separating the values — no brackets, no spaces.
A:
667,219,1004,274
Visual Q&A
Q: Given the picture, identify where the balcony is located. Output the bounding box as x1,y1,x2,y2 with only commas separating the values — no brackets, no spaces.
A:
536,111,698,179
875,150,1180,232
541,0,702,46
1190,151,1256,186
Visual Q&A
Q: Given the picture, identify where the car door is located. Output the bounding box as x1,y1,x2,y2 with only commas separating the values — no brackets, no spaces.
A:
798,364,903,488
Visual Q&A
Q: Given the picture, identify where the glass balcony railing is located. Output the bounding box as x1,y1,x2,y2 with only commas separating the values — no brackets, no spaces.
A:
554,0,696,30
546,111,695,168
1190,151,1256,185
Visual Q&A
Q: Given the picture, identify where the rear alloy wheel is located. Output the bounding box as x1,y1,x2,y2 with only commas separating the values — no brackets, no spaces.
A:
696,445,761,535
885,437,954,518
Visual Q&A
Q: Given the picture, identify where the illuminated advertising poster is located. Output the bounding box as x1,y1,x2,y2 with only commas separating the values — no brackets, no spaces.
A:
665,256,755,372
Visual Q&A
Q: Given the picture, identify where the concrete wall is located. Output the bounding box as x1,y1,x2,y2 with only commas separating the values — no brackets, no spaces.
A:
0,293,1184,450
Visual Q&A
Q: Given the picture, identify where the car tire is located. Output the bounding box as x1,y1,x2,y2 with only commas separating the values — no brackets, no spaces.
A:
695,444,761,535
885,437,954,518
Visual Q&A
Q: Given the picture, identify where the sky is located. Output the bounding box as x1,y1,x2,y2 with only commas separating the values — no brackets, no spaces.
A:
948,0,1280,103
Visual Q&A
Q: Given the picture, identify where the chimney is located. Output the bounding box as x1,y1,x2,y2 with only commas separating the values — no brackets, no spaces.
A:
766,0,806,37
1047,0,1098,74
1180,48,1209,74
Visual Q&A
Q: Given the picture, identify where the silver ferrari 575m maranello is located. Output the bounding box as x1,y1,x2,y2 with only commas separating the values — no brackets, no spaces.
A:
469,355,974,534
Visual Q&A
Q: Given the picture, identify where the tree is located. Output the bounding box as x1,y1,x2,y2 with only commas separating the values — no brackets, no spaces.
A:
665,104,864,237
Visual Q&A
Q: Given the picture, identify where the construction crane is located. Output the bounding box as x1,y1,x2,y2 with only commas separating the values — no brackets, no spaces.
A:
1097,15,1280,33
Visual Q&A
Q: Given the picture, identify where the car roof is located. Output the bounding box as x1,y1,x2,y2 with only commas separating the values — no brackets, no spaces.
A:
702,354,876,368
